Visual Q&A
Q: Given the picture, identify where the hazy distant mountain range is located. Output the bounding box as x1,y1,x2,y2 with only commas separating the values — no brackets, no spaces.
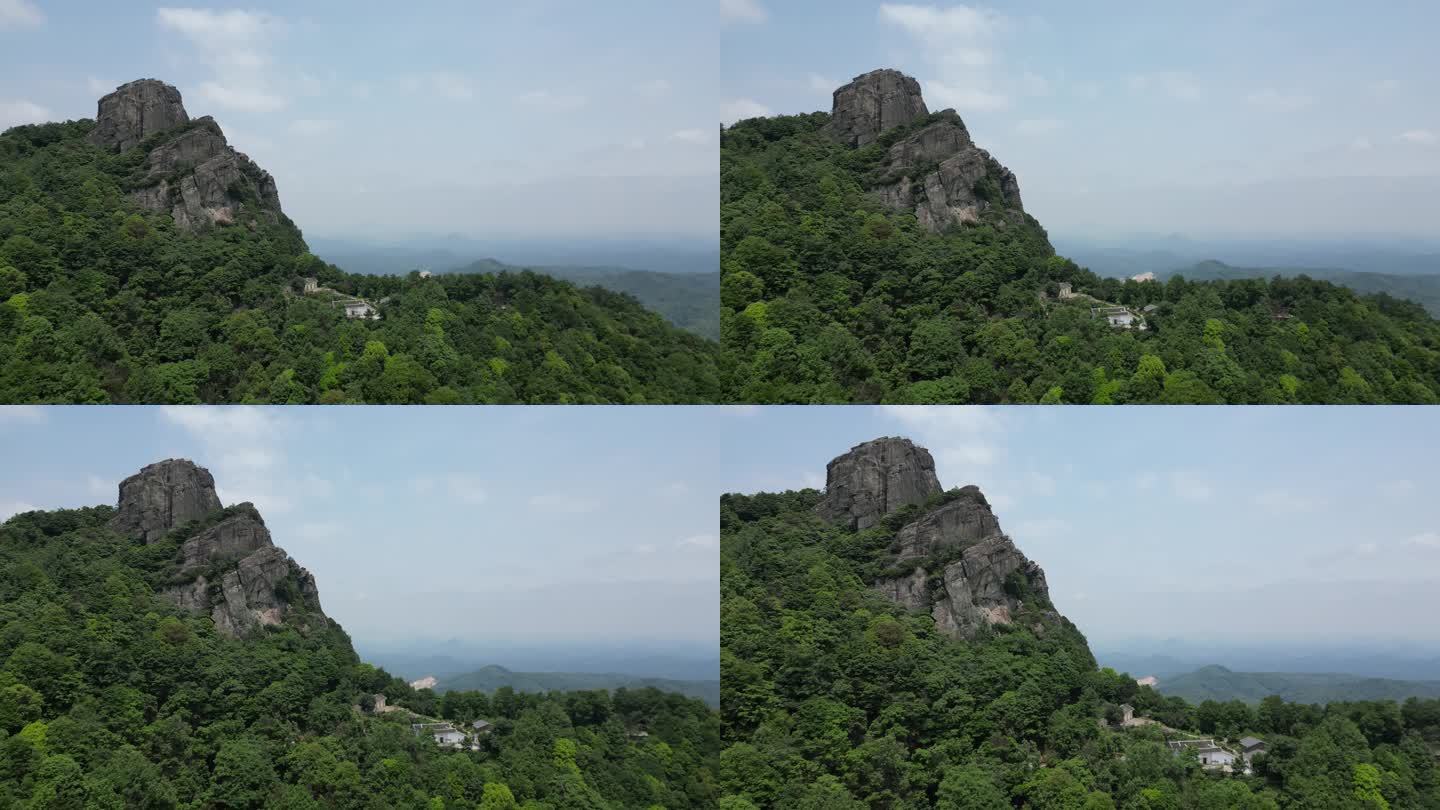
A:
431,665,719,707
1153,665,1440,705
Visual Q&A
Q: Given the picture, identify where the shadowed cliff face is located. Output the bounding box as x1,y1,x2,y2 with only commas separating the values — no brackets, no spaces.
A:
88,79,286,233
816,437,1063,640
108,459,324,638
827,68,1030,235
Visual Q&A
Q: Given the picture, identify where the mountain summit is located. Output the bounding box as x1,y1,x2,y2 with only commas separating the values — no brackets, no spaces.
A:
107,458,326,638
816,437,1067,641
88,78,285,232
829,67,1028,233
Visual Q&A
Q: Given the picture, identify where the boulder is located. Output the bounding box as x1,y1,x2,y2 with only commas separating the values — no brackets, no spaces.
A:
828,68,929,148
176,503,273,574
109,459,222,543
88,79,189,152
816,437,942,531
893,485,1001,560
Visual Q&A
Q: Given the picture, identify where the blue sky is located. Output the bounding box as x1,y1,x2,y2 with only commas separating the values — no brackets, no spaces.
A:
0,406,721,649
0,1,717,240
714,405,1440,646
722,0,1440,239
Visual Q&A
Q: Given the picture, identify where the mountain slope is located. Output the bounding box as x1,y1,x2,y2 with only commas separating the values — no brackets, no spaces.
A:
0,79,719,404
0,458,719,807
1159,665,1440,705
446,259,719,340
1159,260,1440,317
435,665,720,706
719,68,1440,404
719,436,1440,808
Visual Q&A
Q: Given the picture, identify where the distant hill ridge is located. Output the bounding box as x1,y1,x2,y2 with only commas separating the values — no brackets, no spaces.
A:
1156,260,1440,317
435,664,720,707
1158,664,1440,705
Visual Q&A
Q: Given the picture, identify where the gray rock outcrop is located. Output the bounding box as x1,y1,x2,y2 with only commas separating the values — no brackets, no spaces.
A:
827,69,929,148
816,437,942,530
87,79,189,153
88,79,285,232
108,459,325,638
109,459,223,543
826,69,1032,235
818,437,1058,641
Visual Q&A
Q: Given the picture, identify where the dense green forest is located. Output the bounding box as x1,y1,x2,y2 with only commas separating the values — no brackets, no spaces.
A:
444,260,720,341
719,113,1440,403
436,665,720,708
0,119,720,404
1154,262,1440,319
1156,666,1440,707
719,488,1440,808
0,505,719,808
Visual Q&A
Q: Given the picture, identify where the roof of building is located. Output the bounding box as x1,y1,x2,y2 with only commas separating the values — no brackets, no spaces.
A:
472,719,493,728
1239,736,1265,748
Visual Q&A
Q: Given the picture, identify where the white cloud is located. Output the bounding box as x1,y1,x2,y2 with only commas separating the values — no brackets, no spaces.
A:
1398,129,1437,145
1372,78,1401,98
1379,479,1415,499
157,406,294,515
157,8,287,113
0,501,37,522
1350,136,1374,152
670,128,710,145
86,475,113,498
1405,531,1440,548
398,72,475,102
0,100,53,130
808,73,836,93
800,471,825,490
1251,489,1316,514
86,77,116,96
0,405,46,425
1134,471,1159,491
1026,471,1056,496
1170,471,1213,502
0,0,42,29
1245,88,1312,112
1019,71,1050,96
635,79,671,98
1016,118,1063,136
987,492,1016,511
1016,518,1069,539
528,493,599,513
720,0,767,24
721,98,771,125
878,3,1010,111
445,475,488,505
519,90,587,112
882,405,1005,469
159,406,282,445
678,534,718,549
290,118,339,137
657,482,689,497
1127,71,1202,101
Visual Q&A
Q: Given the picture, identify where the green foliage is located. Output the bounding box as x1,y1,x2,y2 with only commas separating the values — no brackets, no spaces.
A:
718,487,1440,807
0,121,719,403
719,114,1440,403
0,504,719,808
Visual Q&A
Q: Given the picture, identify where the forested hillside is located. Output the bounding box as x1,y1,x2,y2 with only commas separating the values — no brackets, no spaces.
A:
446,259,720,340
0,80,720,404
718,437,1440,808
436,665,720,707
719,70,1440,404
1156,262,1440,319
0,466,719,808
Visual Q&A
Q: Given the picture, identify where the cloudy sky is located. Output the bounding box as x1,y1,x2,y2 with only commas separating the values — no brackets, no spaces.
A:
0,1,717,240
722,0,1440,239
715,405,1440,646
0,406,720,649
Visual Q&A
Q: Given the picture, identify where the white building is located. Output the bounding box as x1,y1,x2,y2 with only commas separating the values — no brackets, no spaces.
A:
1058,282,1075,299
302,277,319,294
1168,739,1237,770
412,722,467,749
343,301,377,320
419,270,434,279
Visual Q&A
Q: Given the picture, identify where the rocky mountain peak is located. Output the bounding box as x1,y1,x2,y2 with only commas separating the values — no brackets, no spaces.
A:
826,68,1035,237
819,437,1064,641
829,68,929,148
86,78,286,233
109,458,222,543
87,79,190,153
816,436,942,530
108,459,325,638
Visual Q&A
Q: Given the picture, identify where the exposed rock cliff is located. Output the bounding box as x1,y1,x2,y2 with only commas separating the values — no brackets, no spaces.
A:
816,437,1061,640
827,69,1030,234
109,459,325,638
110,459,223,543
815,437,941,531
89,79,285,233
